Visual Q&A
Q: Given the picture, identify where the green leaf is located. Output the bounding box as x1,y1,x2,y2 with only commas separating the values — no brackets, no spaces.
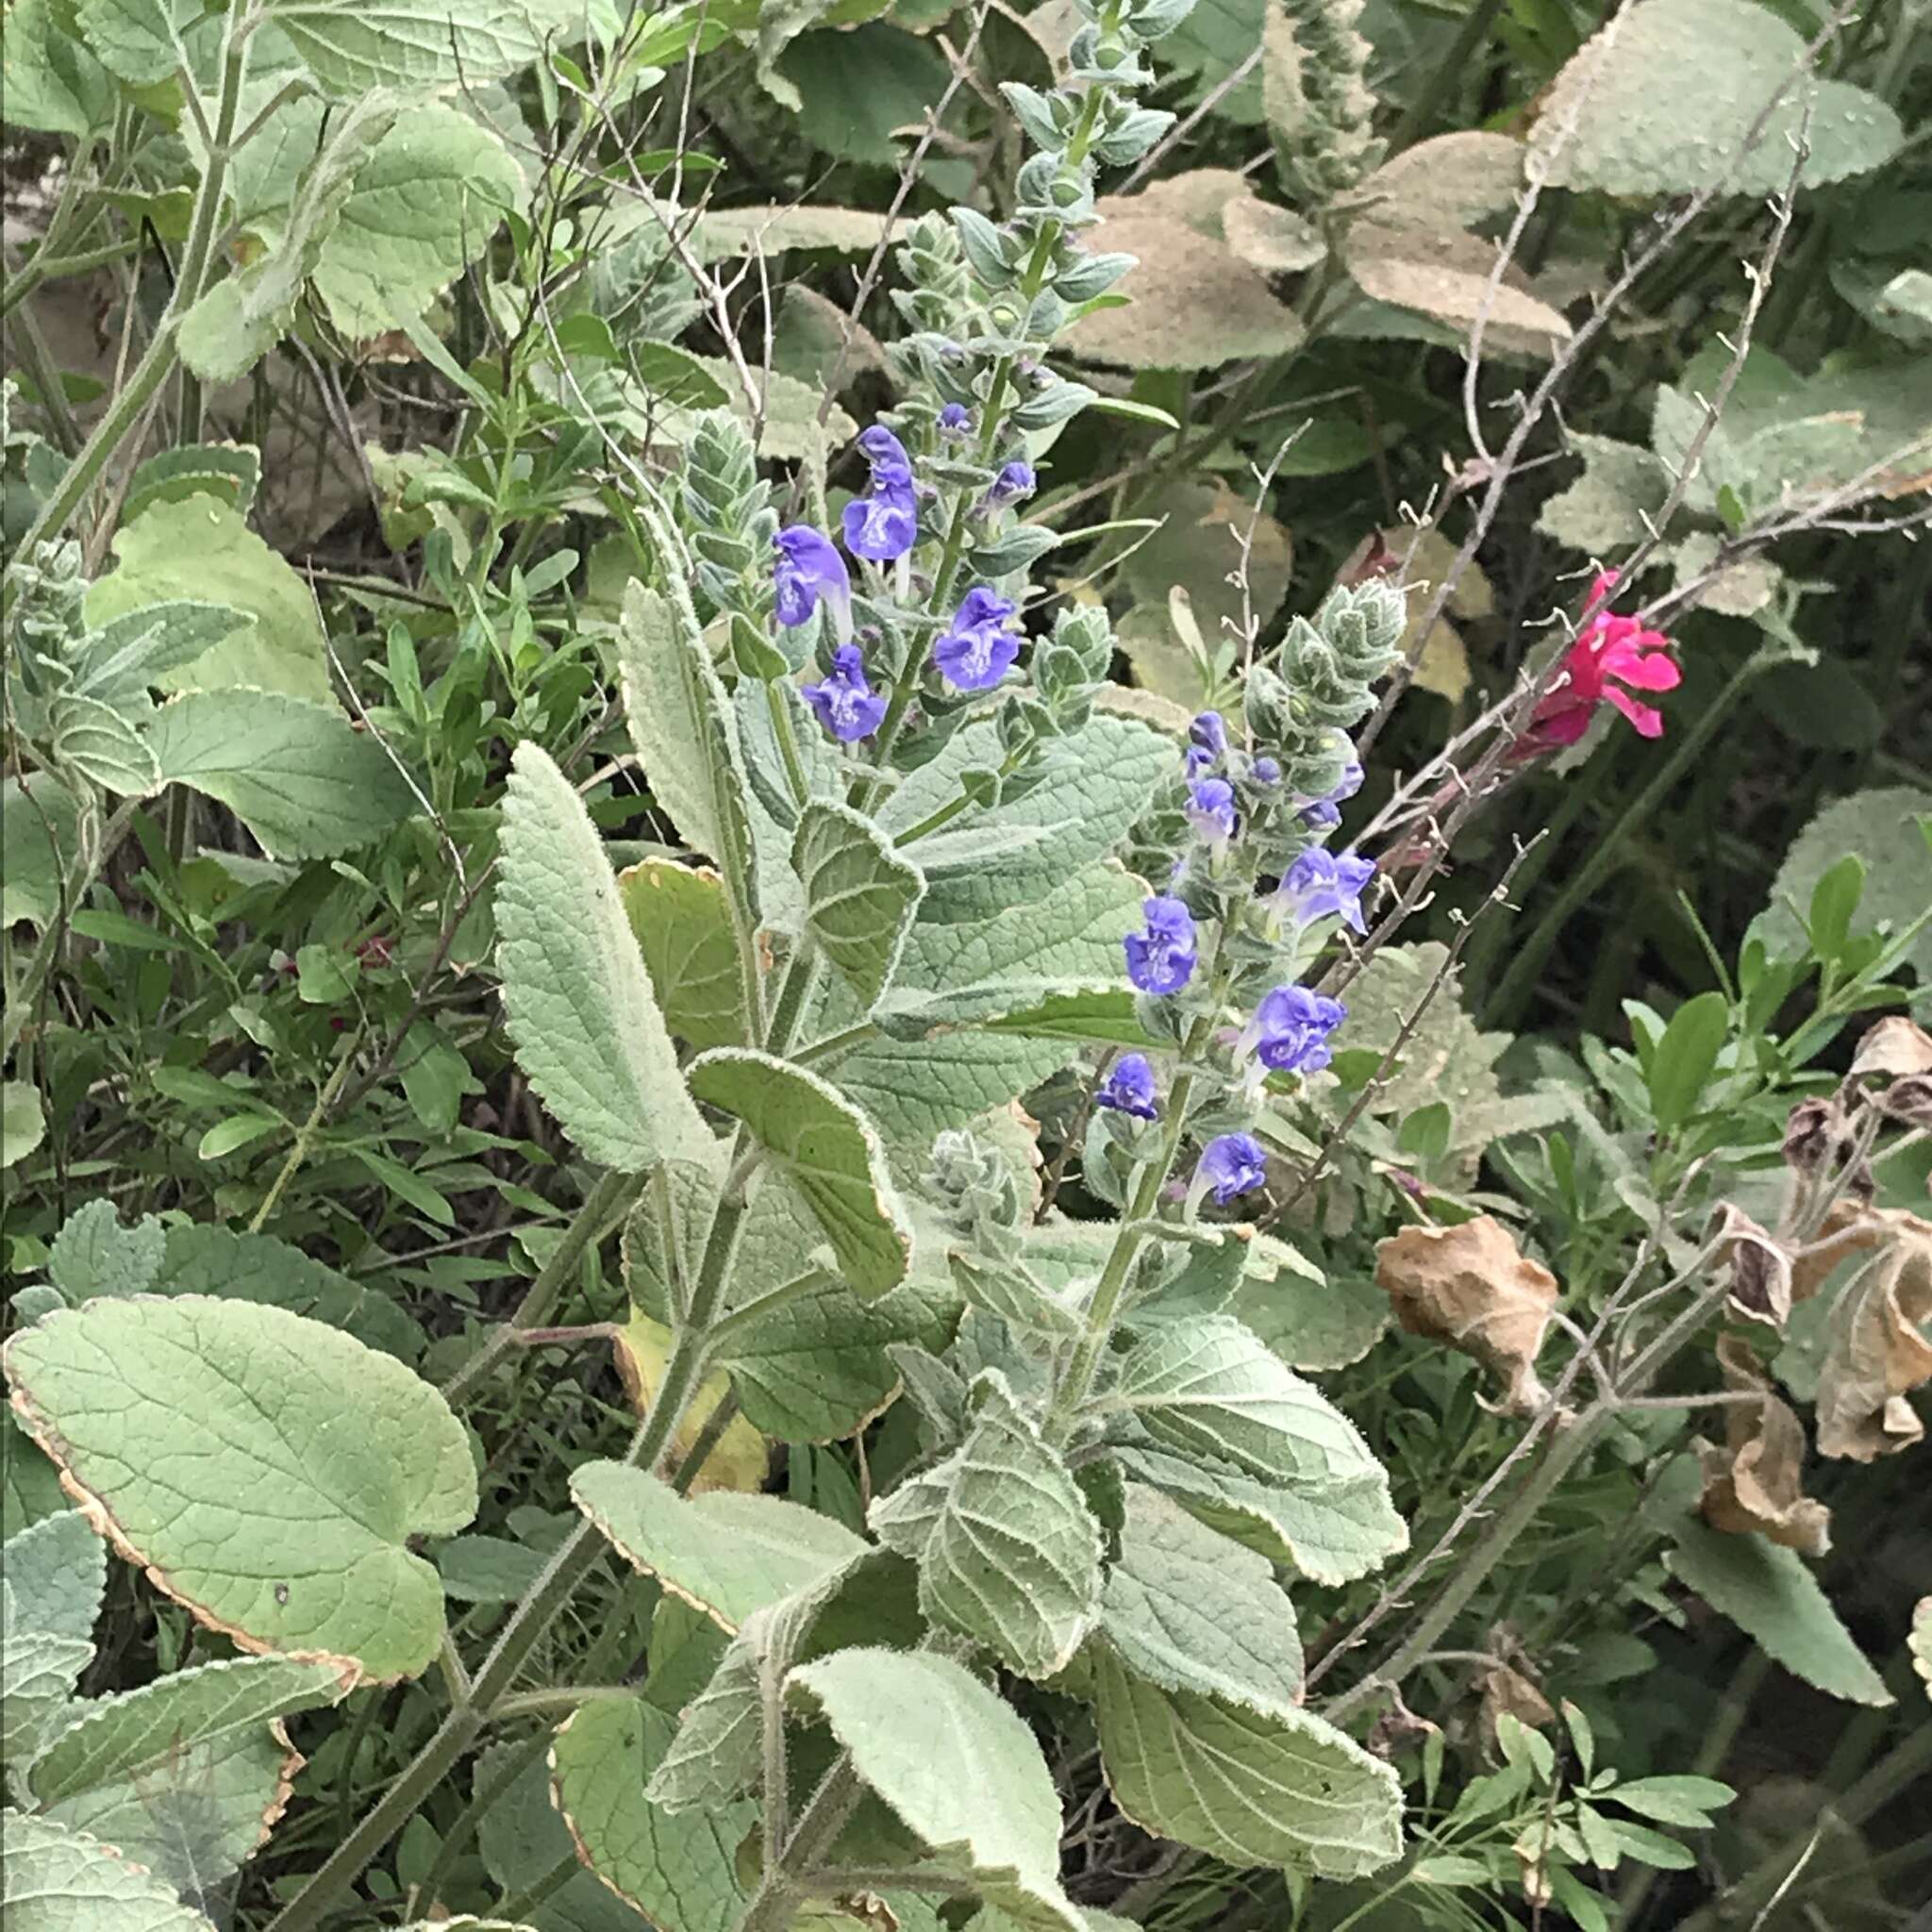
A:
1114,1442,1407,1588
1667,1520,1891,1707
1091,1645,1403,1877
879,715,1173,921
788,1649,1084,1932
312,102,525,334
571,1462,869,1630
49,1199,164,1303
85,495,333,704
688,1050,912,1297
3,1081,47,1169
1110,1315,1385,1489
1231,1251,1388,1373
1529,0,1901,197
618,562,759,929
1099,1486,1303,1713
122,442,261,525
49,693,160,796
495,741,713,1174
272,0,576,95
779,23,950,167
3,1586,94,1770
1,1811,220,1931
883,864,1143,1027
144,691,417,858
3,1510,108,1644
646,1633,764,1813
834,1035,1077,1164
70,602,255,709
4,0,115,135
3,1411,68,1541
1603,1774,1734,1827
716,1176,953,1441
1537,434,1670,555
176,96,398,382
794,802,924,1011
1764,787,1932,983
28,1655,344,1890
475,1740,651,1931
618,858,749,1049
1646,990,1730,1132
3,1295,477,1681
871,1373,1102,1676
1,774,81,930
72,0,202,84
551,1695,752,1932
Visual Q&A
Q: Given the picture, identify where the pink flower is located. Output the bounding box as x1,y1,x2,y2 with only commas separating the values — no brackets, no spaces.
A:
1526,572,1681,750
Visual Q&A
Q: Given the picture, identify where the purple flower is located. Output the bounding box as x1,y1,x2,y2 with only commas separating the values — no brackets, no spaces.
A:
938,403,973,436
858,425,912,474
842,484,918,562
1247,984,1346,1075
987,459,1037,507
932,585,1022,691
1096,1053,1159,1121
1186,776,1238,844
774,526,853,639
801,644,889,743
841,425,921,562
1184,744,1215,779
1299,757,1365,830
1277,849,1374,934
1252,756,1282,785
1198,1132,1268,1205
1190,711,1228,758
1124,895,1196,995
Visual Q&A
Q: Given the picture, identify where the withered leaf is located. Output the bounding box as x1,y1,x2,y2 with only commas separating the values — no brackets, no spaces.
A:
1479,1660,1556,1746
1849,1015,1932,1079
1696,1332,1831,1557
1713,1202,1793,1330
1374,1216,1557,1415
1812,1208,1932,1462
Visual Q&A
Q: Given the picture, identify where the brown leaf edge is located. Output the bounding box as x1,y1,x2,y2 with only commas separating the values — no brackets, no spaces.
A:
4,1376,368,1694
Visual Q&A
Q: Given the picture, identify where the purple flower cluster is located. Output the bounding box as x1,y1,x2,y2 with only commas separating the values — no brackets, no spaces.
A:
985,459,1036,508
933,586,1023,691
842,425,919,563
1186,776,1238,845
774,526,852,639
1124,896,1196,995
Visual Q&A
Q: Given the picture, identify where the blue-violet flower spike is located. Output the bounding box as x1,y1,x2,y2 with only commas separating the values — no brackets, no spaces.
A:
1278,849,1375,935
1187,776,1238,844
938,403,972,435
1124,895,1197,995
842,482,918,562
801,644,888,743
1198,1132,1269,1205
1096,1053,1159,1121
1248,984,1347,1075
1253,756,1282,785
857,424,912,475
932,585,1022,691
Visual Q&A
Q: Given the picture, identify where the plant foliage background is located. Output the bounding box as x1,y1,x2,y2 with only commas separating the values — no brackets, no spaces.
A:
1,0,1929,1928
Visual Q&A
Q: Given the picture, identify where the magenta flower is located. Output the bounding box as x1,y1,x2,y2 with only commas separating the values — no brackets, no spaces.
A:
1124,896,1197,995
1198,1132,1268,1204
1245,984,1346,1075
1526,570,1681,749
1096,1053,1159,1120
801,644,888,743
932,585,1022,691
774,526,853,640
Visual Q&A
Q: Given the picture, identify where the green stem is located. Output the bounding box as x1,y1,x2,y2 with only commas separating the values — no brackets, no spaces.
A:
734,1754,872,1932
1385,0,1506,153
496,1850,587,1923
703,1266,836,1354
1323,1411,1608,1724
8,0,250,564
264,1186,750,1932
761,945,820,1058
441,1167,646,1405
765,676,811,808
1048,1013,1212,1437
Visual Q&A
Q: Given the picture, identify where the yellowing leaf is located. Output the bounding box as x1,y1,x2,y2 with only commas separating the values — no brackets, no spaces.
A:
613,1311,769,1494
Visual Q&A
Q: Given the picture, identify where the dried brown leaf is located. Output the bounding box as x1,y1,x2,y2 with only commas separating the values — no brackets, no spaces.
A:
1342,221,1573,353
1713,1202,1793,1330
1812,1208,1932,1462
1342,131,1527,231
1696,1332,1832,1557
1851,1016,1932,1079
1374,1215,1557,1415
1479,1661,1556,1745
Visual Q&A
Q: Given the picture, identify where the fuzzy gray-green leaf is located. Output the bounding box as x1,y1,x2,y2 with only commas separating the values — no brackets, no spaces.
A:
794,801,924,1010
